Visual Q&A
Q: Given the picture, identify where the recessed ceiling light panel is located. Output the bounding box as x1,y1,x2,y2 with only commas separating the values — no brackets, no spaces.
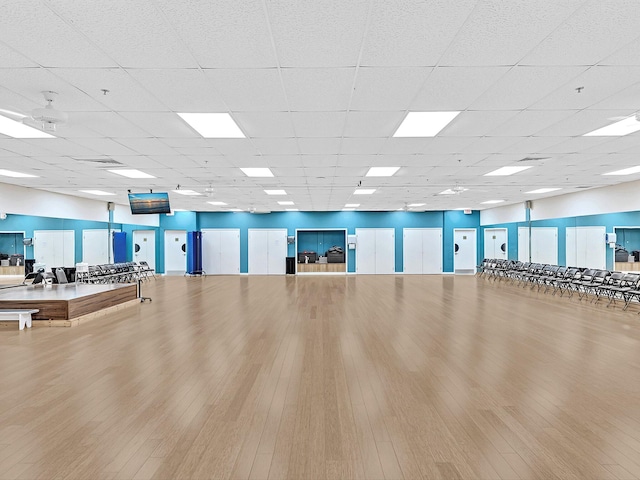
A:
177,112,245,138
484,166,533,176
393,111,460,137
365,167,400,177
408,203,425,207
240,167,273,177
354,189,376,195
0,115,54,138
207,201,227,206
278,201,294,205
172,189,201,196
0,169,38,178
584,116,640,137
264,189,287,195
481,200,505,204
603,166,640,176
344,203,360,207
525,188,561,194
79,190,115,196
108,169,155,179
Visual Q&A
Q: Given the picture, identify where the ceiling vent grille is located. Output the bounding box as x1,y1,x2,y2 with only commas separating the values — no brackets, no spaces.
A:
74,157,123,166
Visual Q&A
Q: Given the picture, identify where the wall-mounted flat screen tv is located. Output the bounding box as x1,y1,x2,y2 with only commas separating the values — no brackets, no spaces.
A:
128,192,171,214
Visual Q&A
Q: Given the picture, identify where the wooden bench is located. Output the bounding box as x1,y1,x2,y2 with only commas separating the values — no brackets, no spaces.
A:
0,309,39,330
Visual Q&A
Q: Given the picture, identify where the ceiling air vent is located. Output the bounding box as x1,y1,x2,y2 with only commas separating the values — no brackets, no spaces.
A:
74,157,123,166
516,157,549,163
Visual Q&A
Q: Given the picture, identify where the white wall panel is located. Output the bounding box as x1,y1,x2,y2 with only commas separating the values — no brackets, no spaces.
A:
33,230,75,268
202,229,240,275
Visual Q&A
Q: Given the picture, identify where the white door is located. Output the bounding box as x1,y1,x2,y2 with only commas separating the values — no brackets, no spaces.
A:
356,228,395,274
33,230,75,269
82,229,120,265
202,229,240,275
403,228,442,274
531,227,558,265
454,229,477,274
484,228,507,260
518,227,530,262
133,230,156,271
566,226,605,269
248,229,287,275
355,229,377,274
164,230,186,274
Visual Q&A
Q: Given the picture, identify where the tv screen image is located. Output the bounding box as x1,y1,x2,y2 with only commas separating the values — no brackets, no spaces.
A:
128,193,171,214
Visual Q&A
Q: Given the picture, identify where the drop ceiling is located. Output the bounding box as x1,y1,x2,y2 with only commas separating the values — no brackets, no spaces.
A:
2,0,640,212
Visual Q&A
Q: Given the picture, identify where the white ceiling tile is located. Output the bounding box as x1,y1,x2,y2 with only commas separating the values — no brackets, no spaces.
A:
590,82,640,110
206,140,260,156
120,112,198,138
441,111,519,136
0,41,38,67
268,0,369,67
301,155,338,168
460,137,520,154
127,69,228,112
378,138,428,155
252,138,299,155
298,138,341,154
71,112,151,137
521,1,640,66
343,111,404,137
350,67,432,110
233,112,295,138
439,1,584,66
281,68,355,110
411,67,510,110
205,69,288,111
291,112,347,137
340,138,386,154
54,68,169,111
114,138,178,156
69,138,136,156
0,2,117,67
360,0,476,67
535,109,637,137
470,66,589,110
486,110,577,137
154,0,277,68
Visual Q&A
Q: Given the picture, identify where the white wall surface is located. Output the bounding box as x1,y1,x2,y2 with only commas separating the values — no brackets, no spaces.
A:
480,202,526,226
0,181,159,226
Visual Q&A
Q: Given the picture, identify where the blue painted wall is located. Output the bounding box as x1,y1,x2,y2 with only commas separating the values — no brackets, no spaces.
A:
0,232,24,255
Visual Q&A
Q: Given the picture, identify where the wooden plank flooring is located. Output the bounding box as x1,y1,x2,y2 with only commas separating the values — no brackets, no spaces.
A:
0,275,639,479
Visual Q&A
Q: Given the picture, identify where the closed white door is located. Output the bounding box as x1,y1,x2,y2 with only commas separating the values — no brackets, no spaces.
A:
33,230,75,269
164,230,186,274
566,226,605,269
403,228,442,274
355,229,376,274
375,229,395,274
133,230,156,271
202,229,240,275
484,228,508,259
248,229,287,275
454,229,477,274
518,227,530,262
531,227,558,265
82,229,120,265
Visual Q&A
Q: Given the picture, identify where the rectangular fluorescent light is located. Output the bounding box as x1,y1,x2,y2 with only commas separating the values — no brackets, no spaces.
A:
481,200,505,204
79,190,115,196
173,189,201,196
172,208,189,212
264,189,287,195
228,208,243,212
525,188,561,194
393,111,460,137
584,116,640,137
207,201,227,206
286,208,299,211
603,166,640,176
354,189,376,195
0,169,38,178
108,169,155,179
278,201,294,205
240,167,273,177
408,203,425,207
177,112,245,138
0,115,54,138
366,167,400,177
345,203,360,207
342,208,356,211
439,187,468,195
484,166,533,176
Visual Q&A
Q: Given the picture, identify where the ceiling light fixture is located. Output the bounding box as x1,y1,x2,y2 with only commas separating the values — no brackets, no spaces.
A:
108,169,155,179
484,166,533,176
207,201,227,206
0,113,54,138
79,190,116,196
603,166,640,176
407,203,425,207
177,112,245,138
354,189,376,195
583,115,640,137
172,189,202,196
365,167,400,177
286,208,299,211
0,169,38,178
278,201,294,205
345,203,360,208
393,111,460,137
240,167,273,177
264,189,287,195
525,188,561,194
481,200,505,204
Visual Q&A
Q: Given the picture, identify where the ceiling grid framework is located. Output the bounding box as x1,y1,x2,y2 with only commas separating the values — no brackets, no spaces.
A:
1,1,640,211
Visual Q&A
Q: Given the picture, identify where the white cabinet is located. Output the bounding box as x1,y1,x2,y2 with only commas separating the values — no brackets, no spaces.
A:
403,228,443,274
355,228,395,274
248,229,287,275
202,229,240,275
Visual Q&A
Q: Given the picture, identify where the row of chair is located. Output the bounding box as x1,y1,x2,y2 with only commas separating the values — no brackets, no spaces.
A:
76,261,155,284
478,259,640,311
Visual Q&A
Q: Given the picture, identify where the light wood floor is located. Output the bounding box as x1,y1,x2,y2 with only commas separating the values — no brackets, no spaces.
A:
1,275,640,480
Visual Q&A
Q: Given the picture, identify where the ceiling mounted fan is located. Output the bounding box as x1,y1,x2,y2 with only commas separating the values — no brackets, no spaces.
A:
0,91,68,134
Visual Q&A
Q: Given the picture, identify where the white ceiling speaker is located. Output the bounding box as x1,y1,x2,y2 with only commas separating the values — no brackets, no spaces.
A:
30,91,68,132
